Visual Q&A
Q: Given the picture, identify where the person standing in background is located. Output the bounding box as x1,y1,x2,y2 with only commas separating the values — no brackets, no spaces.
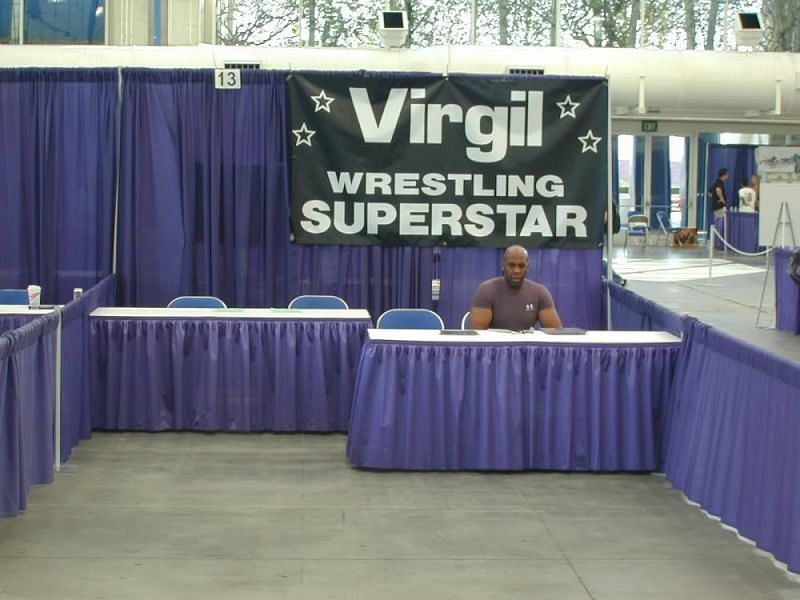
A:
738,177,757,212
710,168,729,218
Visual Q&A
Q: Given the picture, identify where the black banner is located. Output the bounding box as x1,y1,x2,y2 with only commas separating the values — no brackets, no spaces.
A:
288,73,608,248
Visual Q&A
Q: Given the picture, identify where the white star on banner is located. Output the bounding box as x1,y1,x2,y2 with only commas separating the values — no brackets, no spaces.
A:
556,94,580,119
292,123,316,147
311,90,335,112
578,129,602,153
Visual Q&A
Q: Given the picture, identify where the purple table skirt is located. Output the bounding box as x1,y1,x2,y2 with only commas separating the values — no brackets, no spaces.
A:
90,317,370,432
774,248,800,334
347,339,680,471
714,212,760,253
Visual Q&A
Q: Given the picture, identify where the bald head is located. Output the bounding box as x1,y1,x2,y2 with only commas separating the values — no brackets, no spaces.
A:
501,245,530,289
503,245,529,262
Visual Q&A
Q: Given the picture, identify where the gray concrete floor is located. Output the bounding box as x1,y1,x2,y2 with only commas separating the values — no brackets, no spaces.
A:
2,432,800,599
2,241,800,599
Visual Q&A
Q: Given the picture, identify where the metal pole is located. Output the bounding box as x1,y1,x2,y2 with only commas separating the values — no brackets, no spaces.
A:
54,310,62,471
755,202,788,328
723,210,728,256
702,142,710,233
687,133,698,228
643,135,653,227
780,202,786,247
755,252,772,328
708,225,715,281
112,68,122,276
606,79,614,330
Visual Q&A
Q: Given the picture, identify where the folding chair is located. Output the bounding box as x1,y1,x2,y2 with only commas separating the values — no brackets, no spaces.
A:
167,296,227,308
624,212,649,254
288,295,349,309
376,309,444,330
656,210,683,247
0,289,29,305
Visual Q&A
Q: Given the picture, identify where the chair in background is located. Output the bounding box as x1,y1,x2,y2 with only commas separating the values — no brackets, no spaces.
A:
461,311,472,330
624,211,649,254
656,210,683,247
376,309,444,330
167,296,227,309
288,295,349,309
0,289,29,305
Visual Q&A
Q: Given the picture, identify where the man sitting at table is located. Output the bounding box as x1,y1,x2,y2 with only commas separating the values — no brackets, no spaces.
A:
470,245,563,331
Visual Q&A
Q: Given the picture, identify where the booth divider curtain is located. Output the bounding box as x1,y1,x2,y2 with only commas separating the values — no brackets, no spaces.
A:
0,69,117,303
60,274,118,462
117,68,603,328
0,312,59,517
774,248,800,334
664,317,800,573
604,280,683,336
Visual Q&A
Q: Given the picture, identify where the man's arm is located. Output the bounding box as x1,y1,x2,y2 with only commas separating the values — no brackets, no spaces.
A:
470,307,493,330
715,185,727,206
538,307,563,329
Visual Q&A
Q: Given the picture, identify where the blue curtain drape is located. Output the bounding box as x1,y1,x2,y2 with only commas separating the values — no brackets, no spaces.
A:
634,137,645,213
706,144,756,226
650,136,671,225
292,246,601,329
117,68,603,328
0,69,118,303
435,247,602,329
117,68,292,309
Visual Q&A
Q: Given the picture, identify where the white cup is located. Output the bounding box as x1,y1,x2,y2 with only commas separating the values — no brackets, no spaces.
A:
27,284,41,307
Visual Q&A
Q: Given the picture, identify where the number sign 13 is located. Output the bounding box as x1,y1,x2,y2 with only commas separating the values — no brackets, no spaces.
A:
215,69,241,90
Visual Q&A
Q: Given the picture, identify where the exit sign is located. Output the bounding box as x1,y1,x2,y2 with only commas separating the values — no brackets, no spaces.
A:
641,120,658,132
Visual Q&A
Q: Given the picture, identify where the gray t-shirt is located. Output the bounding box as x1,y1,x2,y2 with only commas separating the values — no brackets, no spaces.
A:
471,277,555,330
